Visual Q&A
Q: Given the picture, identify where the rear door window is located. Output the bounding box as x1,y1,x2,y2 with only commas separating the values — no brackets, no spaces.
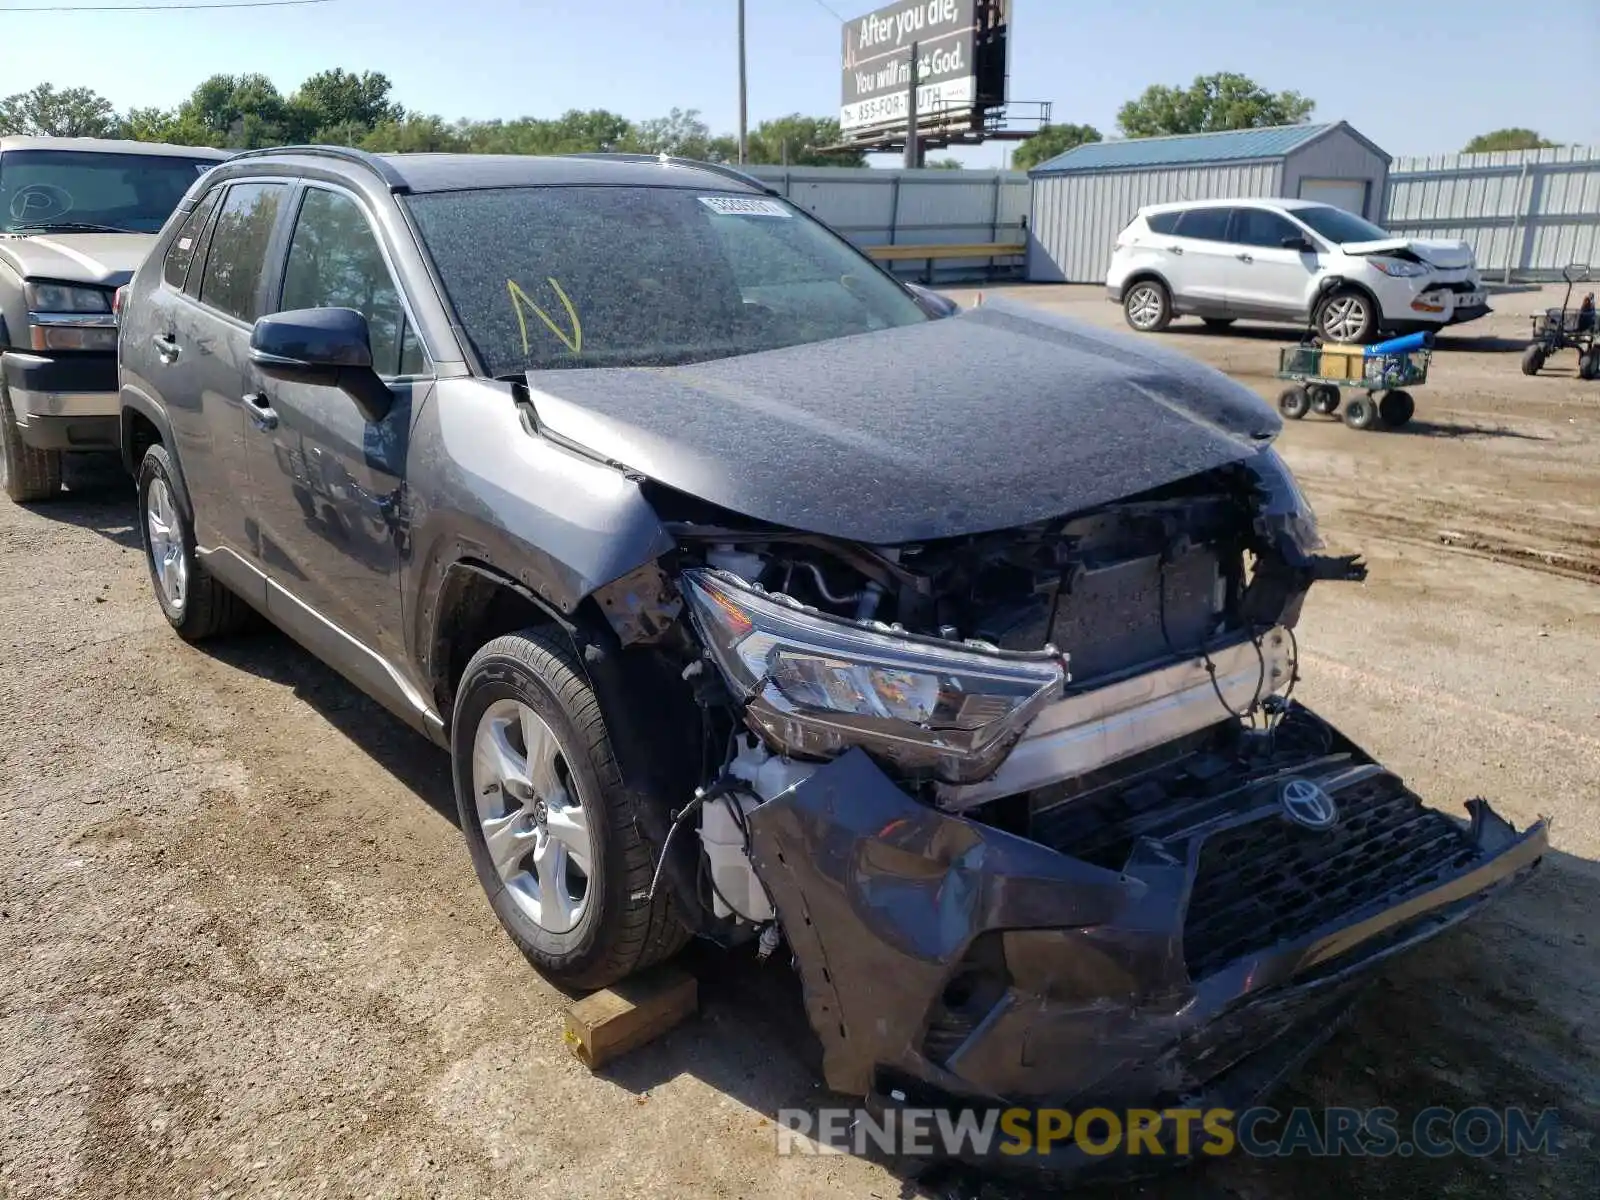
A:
162,187,223,290
1174,208,1233,242
197,182,288,322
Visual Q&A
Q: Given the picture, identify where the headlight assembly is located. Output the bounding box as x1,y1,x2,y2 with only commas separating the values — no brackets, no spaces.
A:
1367,258,1429,278
681,568,1066,783
24,282,112,313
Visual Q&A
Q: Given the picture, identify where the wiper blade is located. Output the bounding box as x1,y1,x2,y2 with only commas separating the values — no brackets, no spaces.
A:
10,222,140,234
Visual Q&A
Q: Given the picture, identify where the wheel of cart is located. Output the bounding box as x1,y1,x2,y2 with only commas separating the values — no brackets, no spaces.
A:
1309,383,1341,414
1378,389,1415,428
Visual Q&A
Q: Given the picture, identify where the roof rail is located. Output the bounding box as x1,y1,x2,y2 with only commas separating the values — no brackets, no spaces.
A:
562,152,778,195
222,144,411,191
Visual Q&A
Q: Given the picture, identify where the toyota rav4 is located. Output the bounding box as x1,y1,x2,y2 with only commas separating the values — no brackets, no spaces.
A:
118,147,1543,1178
0,136,230,500
1107,198,1490,343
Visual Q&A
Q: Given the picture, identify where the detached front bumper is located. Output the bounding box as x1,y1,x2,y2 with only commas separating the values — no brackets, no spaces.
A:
1,351,119,451
745,710,1544,1171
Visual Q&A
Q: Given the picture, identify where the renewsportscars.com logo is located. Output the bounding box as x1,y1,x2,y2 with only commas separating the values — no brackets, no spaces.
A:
775,1105,1562,1160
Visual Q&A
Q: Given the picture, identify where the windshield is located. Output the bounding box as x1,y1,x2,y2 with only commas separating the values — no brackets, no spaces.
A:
404,186,927,374
0,150,220,234
1291,205,1392,245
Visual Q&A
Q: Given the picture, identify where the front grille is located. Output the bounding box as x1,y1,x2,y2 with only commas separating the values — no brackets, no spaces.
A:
1183,775,1478,978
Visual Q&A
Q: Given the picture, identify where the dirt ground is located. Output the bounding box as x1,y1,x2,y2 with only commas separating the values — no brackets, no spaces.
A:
2,284,1596,1199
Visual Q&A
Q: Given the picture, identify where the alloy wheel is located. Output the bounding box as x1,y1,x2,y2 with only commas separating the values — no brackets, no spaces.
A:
1321,295,1370,342
471,698,594,935
145,477,188,613
1127,284,1164,329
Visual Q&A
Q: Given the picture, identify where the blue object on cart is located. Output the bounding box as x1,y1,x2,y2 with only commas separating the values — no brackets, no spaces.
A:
1365,331,1433,356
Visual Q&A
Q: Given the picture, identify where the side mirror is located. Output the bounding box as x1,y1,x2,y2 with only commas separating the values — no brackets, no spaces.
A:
904,281,959,318
249,307,392,422
1282,236,1315,253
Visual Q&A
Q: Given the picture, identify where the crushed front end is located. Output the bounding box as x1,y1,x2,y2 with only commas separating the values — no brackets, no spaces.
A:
607,447,1545,1173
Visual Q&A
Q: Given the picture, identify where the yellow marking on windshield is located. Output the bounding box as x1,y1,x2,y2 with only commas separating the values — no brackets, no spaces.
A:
507,277,583,356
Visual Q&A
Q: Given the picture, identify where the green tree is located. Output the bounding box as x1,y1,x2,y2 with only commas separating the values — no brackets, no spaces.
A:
291,69,403,138
624,108,722,159
1010,122,1101,171
745,114,862,166
1117,73,1313,138
176,73,288,148
0,83,120,137
1462,128,1556,153
926,157,963,169
360,115,467,154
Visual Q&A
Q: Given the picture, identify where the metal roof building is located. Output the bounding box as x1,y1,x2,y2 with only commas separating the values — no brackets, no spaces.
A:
1026,121,1391,282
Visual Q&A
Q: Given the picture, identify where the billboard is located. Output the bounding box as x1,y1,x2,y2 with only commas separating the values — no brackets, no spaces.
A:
839,0,1008,137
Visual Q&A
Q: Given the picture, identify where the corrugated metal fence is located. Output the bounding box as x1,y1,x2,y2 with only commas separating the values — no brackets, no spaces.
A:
1382,147,1600,281
746,165,1029,280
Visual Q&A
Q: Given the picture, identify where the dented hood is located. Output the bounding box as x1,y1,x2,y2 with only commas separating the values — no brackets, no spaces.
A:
1342,237,1476,270
524,298,1279,544
0,231,154,287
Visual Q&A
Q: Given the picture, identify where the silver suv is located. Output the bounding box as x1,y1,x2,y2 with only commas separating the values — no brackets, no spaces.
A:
0,136,229,500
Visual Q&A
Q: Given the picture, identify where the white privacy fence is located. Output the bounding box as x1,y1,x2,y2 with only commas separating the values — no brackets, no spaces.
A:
1382,147,1600,282
745,166,1030,279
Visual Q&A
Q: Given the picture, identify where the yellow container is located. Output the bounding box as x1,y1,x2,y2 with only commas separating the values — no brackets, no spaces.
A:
1317,344,1366,380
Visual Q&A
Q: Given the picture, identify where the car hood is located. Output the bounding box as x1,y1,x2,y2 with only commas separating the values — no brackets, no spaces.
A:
523,299,1280,544
0,232,154,287
1341,237,1476,271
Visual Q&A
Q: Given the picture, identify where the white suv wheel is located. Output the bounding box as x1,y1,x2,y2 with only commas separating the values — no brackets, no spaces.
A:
1123,282,1170,332
1319,292,1375,343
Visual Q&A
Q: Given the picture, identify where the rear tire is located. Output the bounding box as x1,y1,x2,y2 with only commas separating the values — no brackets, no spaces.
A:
1277,386,1312,419
1379,389,1416,428
1122,280,1172,332
1308,384,1342,415
1343,394,1378,430
136,444,249,640
453,628,690,991
0,378,63,503
1315,289,1378,344
1521,345,1545,376
1580,349,1600,381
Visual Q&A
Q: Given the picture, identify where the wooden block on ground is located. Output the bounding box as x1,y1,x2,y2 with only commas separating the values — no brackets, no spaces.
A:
563,966,698,1070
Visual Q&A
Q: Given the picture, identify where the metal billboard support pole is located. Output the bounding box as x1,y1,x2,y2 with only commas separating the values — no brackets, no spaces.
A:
902,41,920,170
737,0,748,164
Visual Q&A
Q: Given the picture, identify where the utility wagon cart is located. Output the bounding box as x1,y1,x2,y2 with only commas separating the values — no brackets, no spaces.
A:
1275,334,1430,430
1522,264,1598,379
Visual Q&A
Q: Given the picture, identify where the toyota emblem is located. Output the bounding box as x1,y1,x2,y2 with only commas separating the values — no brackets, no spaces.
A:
1279,778,1338,830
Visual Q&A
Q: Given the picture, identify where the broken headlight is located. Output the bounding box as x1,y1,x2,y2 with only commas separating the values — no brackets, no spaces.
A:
1248,447,1324,557
681,569,1066,783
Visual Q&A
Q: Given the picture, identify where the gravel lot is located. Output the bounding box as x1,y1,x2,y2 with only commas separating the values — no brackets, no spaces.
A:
2,283,1596,1199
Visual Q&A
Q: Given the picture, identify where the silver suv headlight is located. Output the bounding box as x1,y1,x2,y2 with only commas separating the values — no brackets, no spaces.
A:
681,569,1066,783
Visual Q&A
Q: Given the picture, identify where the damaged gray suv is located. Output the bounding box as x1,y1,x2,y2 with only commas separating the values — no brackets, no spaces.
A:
119,146,1544,1173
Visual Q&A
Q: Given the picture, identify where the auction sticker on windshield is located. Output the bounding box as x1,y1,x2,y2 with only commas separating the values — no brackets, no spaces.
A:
698,196,791,217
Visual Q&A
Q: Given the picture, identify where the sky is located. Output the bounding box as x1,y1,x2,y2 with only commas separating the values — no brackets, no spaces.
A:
4,0,1597,167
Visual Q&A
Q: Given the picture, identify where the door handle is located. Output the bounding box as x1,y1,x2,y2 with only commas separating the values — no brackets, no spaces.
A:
1167,245,1184,255
242,392,279,431
1236,253,1254,263
152,333,180,363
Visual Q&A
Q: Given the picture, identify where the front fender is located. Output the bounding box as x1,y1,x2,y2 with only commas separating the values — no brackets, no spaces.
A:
404,378,676,688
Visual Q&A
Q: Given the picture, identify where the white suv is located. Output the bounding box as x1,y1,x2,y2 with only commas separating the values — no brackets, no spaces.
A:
1105,199,1489,343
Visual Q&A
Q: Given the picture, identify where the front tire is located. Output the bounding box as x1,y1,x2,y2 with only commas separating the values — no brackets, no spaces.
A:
136,444,248,640
453,628,690,990
1580,349,1600,381
1122,280,1172,332
1521,345,1545,376
0,378,63,503
1379,389,1416,428
1315,289,1378,344
1278,385,1312,419
1343,394,1378,430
